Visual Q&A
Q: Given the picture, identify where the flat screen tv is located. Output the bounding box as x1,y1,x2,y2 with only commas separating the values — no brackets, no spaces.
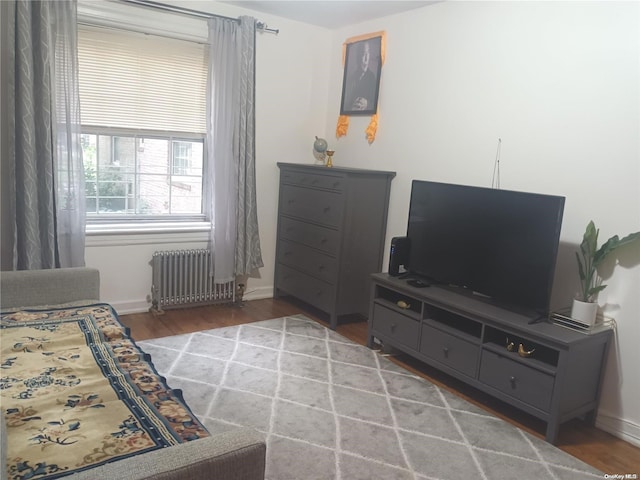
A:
406,180,565,317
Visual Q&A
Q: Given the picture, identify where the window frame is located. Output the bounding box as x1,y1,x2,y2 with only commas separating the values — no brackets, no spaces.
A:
82,126,207,226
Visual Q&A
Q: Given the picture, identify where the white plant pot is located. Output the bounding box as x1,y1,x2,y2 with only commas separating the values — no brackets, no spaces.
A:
571,299,598,327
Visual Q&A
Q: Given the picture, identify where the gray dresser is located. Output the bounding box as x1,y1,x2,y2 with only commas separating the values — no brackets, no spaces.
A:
275,163,395,329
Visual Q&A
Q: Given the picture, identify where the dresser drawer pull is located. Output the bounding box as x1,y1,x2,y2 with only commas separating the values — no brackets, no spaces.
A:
442,346,450,358
333,181,341,188
390,323,397,332
509,376,517,387
323,206,331,213
287,198,296,204
318,265,325,271
320,237,327,244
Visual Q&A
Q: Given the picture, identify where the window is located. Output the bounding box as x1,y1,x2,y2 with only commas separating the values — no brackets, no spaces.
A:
83,133,203,215
172,141,193,176
77,24,207,222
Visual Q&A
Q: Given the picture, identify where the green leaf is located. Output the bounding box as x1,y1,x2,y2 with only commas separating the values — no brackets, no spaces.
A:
615,231,640,251
594,231,640,267
588,284,607,298
575,251,585,281
581,221,598,258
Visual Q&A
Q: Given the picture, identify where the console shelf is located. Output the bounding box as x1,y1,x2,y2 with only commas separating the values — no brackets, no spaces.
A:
367,273,612,444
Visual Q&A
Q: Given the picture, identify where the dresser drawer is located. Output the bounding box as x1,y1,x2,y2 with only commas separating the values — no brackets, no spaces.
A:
479,350,554,412
277,239,338,284
280,170,345,192
420,324,479,378
371,304,420,351
278,217,340,256
276,264,335,313
279,185,344,228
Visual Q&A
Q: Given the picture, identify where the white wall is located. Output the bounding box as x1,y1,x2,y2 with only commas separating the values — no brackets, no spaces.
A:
85,1,640,445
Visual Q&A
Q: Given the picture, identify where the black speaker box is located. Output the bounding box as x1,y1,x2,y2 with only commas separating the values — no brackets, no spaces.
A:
388,236,410,276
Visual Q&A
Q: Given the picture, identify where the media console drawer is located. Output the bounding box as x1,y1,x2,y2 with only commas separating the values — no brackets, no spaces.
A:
479,349,554,412
371,303,420,351
420,323,479,378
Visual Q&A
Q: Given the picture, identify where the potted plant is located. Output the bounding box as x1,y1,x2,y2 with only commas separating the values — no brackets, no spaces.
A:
572,220,640,325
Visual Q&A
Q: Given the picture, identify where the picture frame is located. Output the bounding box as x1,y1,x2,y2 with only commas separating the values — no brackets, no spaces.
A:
339,35,383,116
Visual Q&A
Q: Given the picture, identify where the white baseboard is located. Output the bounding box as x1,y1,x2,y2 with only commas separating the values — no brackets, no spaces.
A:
242,286,274,301
596,412,640,448
109,299,150,315
108,286,274,316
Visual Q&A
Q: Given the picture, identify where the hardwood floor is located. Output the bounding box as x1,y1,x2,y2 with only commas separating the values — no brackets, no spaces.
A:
120,297,640,475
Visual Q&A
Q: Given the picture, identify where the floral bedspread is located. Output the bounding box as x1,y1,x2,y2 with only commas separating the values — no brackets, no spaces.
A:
0,303,209,480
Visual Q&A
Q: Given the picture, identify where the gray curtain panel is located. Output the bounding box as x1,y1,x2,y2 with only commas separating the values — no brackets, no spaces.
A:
2,0,85,270
234,16,263,278
51,0,86,268
205,15,263,283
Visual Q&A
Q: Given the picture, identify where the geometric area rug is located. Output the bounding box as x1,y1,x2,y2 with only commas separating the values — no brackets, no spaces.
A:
138,315,603,480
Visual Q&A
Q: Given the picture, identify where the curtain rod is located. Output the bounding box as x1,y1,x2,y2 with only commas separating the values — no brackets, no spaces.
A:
121,0,279,34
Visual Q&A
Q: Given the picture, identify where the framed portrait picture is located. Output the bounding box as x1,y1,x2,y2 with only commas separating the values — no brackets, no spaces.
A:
340,35,382,116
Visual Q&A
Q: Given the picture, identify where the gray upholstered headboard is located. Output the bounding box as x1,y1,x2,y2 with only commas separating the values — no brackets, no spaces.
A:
0,267,100,309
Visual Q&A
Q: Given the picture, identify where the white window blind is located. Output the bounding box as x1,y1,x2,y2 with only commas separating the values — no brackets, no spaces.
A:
78,25,207,134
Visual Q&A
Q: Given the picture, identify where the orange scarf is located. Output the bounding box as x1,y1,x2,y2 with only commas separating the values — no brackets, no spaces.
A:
336,31,386,144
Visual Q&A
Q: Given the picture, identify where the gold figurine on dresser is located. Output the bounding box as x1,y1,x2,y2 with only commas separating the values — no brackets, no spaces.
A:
325,150,335,167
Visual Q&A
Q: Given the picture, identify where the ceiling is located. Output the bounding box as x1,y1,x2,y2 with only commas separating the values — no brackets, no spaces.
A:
219,1,438,29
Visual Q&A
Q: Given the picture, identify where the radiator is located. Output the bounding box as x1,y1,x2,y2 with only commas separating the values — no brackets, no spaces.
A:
151,249,235,313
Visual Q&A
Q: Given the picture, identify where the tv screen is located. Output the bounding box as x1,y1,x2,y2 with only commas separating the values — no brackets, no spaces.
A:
406,180,565,316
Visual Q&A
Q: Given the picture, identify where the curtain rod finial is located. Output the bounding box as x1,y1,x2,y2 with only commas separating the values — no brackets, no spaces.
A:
256,21,279,35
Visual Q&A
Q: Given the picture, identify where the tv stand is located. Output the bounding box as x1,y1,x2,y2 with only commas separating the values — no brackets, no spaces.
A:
367,273,612,444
